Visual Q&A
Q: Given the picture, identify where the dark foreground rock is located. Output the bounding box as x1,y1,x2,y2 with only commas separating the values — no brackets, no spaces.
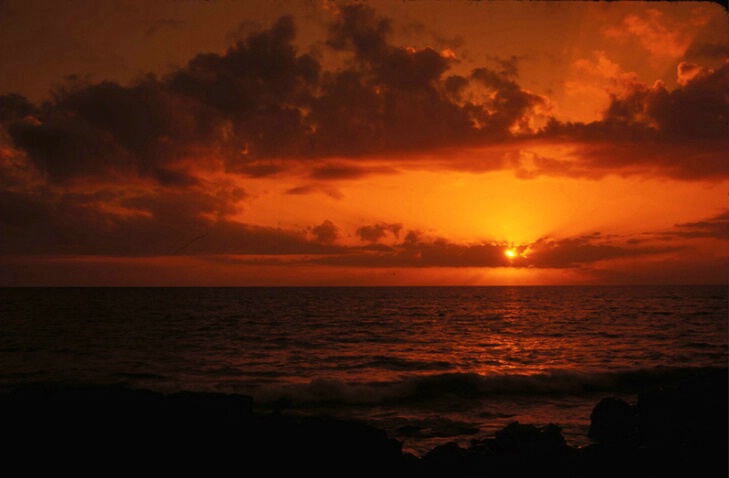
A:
2,368,726,477
1,382,407,475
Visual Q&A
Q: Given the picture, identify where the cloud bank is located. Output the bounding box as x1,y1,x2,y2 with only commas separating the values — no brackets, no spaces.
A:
0,4,726,280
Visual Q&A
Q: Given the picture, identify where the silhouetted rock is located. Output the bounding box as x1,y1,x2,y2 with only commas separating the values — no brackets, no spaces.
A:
494,421,542,452
578,368,729,478
1,371,726,477
636,368,728,450
588,396,637,446
419,441,467,471
241,413,407,473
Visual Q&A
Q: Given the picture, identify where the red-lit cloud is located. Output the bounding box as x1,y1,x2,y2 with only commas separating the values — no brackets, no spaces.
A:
0,3,726,284
3,5,726,185
603,9,693,59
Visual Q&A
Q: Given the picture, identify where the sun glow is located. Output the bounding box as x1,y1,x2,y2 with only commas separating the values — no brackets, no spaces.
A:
505,248,517,259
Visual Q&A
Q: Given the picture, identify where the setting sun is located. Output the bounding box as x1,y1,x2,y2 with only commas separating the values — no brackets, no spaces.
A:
0,1,727,473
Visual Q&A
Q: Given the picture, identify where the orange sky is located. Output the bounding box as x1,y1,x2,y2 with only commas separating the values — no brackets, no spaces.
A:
0,0,727,286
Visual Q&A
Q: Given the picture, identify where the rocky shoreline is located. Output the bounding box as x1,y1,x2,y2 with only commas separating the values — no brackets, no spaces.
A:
3,368,726,476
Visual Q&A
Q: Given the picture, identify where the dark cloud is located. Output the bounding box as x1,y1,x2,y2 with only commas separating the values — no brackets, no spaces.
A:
543,61,729,142
507,137,728,181
0,4,725,266
121,186,247,225
234,161,287,178
165,221,349,256
284,185,344,199
9,3,719,185
151,168,200,187
312,240,505,268
326,3,391,62
0,94,37,122
306,69,384,156
586,254,728,285
6,77,213,184
316,229,674,269
0,210,67,257
0,172,675,269
685,41,729,60
521,235,672,269
8,115,124,183
168,14,320,165
535,61,729,180
308,4,544,155
310,219,339,244
356,222,403,243
398,16,465,53
0,186,343,257
646,61,729,140
286,185,317,195
485,54,522,78
2,14,322,185
444,75,469,102
376,43,450,90
0,181,250,256
310,163,372,180
667,209,729,240
469,67,547,137
506,151,586,180
0,188,132,255
0,189,51,229
54,79,197,157
309,163,398,180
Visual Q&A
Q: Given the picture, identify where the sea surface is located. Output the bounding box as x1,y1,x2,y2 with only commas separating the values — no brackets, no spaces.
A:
1,285,727,457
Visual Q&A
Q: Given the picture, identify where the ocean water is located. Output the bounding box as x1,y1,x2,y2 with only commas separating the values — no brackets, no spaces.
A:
1,285,726,457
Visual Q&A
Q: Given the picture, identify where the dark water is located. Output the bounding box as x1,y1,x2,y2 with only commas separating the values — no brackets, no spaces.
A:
1,285,726,456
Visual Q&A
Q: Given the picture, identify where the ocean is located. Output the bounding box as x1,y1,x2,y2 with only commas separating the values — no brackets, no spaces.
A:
1,285,726,457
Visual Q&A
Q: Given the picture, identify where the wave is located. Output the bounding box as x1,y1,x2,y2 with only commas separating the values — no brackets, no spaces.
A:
359,356,453,372
248,365,727,408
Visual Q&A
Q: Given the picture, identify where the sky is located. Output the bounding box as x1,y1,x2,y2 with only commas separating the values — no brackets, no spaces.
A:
0,0,727,286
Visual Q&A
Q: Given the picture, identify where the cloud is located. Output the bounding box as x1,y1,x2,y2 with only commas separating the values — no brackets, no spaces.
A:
643,62,729,140
0,173,677,271
0,93,37,122
520,234,675,269
186,221,348,256
666,209,729,240
506,150,586,180
313,228,675,270
356,222,403,243
603,9,691,59
309,219,339,244
4,4,722,187
169,14,321,166
549,60,729,141
514,137,728,181
467,67,548,136
0,177,252,256
285,185,344,199
0,4,726,268
309,163,397,180
6,77,212,185
2,5,550,186
484,54,522,78
686,41,729,60
0,185,343,257
538,60,729,180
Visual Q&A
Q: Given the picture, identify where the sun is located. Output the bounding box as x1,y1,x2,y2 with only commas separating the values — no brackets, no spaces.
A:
505,248,517,259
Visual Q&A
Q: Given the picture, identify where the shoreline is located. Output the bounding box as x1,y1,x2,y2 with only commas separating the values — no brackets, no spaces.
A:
3,368,726,476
